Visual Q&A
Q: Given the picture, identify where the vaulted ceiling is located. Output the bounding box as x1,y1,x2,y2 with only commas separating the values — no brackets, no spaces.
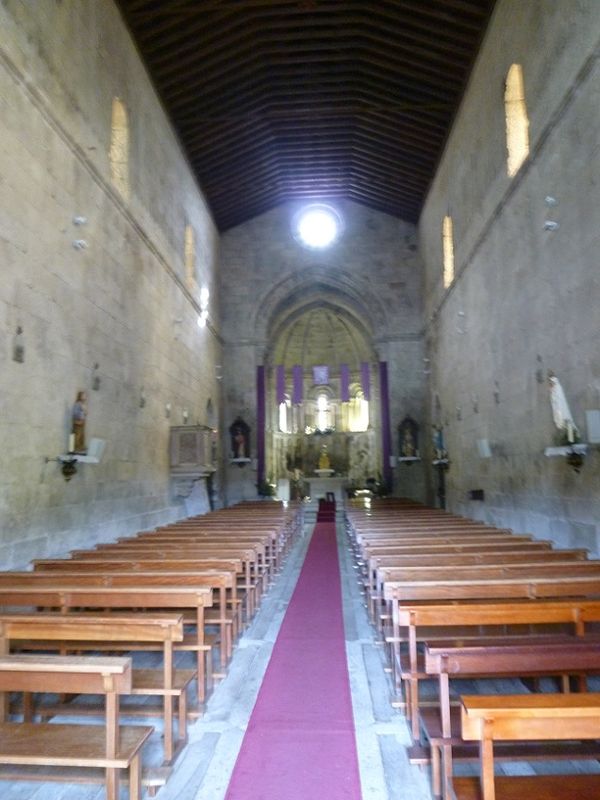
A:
116,0,497,230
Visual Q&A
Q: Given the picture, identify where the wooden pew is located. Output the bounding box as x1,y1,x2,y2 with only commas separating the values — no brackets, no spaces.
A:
68,544,264,614
395,599,600,731
368,554,591,624
112,534,272,588
0,585,212,706
362,541,553,556
0,654,152,800
0,569,232,670
424,638,600,798
144,528,281,576
455,693,600,800
383,576,600,735
33,556,250,630
384,575,600,605
363,541,583,633
83,538,269,598
0,612,189,766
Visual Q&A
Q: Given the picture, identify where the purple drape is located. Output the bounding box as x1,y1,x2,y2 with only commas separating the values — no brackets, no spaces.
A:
292,365,303,404
276,365,286,405
340,364,350,402
360,362,371,400
257,365,266,486
379,361,392,489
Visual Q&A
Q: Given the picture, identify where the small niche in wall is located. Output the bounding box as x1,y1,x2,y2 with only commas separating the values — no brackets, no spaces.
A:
12,326,25,363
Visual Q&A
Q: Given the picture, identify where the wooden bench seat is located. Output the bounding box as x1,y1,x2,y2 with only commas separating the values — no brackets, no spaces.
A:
454,693,600,800
423,638,600,798
0,654,152,800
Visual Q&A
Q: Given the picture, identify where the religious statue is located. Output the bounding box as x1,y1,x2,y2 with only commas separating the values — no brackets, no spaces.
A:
398,416,419,458
402,428,416,457
71,390,87,453
548,372,579,443
432,425,448,461
229,417,251,460
234,429,245,458
318,446,331,470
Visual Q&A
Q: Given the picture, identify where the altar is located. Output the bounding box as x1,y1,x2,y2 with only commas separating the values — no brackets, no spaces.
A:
307,476,348,503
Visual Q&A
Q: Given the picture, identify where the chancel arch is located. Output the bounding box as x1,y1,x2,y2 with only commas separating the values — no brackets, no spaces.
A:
264,299,381,500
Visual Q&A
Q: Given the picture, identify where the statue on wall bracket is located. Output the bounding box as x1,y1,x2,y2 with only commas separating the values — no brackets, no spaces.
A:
71,390,88,454
398,416,420,460
229,417,251,464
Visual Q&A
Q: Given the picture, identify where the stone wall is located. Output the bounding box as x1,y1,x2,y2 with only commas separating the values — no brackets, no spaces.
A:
0,0,221,567
419,0,600,550
219,201,426,505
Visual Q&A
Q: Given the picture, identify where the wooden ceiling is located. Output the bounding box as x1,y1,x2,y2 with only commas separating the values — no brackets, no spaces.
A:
116,0,497,230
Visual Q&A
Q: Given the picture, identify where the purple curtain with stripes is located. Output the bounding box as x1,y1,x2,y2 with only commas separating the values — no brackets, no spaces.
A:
340,364,350,402
379,361,392,489
276,365,286,405
257,365,266,486
292,365,303,404
360,362,371,400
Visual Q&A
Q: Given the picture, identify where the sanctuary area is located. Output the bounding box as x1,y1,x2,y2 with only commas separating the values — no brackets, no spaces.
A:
1,1,599,799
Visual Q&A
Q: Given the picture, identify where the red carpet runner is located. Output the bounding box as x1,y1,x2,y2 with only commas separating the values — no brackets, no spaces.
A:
224,507,362,799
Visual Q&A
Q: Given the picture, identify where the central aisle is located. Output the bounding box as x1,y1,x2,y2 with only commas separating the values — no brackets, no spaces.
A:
224,514,363,799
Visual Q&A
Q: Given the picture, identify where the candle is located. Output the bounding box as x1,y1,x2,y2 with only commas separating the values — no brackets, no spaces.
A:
68,433,75,452
567,422,574,443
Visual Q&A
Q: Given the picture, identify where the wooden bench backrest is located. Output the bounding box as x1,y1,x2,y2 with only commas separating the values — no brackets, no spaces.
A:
83,543,265,558
356,527,523,536
0,612,184,644
0,571,233,589
378,562,600,582
384,575,600,601
33,558,244,573
396,599,600,628
88,541,261,552
358,534,532,546
370,550,588,567
364,541,552,554
115,536,270,548
425,639,600,676
0,585,212,609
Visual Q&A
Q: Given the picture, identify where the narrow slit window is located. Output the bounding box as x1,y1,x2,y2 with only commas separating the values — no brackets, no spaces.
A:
278,395,291,433
184,224,196,289
505,64,530,177
442,215,455,289
109,97,129,197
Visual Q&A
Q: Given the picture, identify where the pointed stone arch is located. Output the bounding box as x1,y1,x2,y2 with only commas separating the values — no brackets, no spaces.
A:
252,266,390,359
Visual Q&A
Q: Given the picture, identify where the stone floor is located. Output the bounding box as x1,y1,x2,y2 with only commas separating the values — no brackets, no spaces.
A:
4,511,599,798
0,510,432,799
152,509,432,800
